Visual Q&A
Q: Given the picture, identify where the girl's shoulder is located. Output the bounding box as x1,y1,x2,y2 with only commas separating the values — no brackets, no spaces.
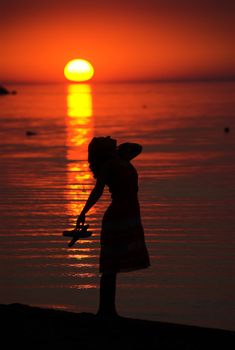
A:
100,156,126,175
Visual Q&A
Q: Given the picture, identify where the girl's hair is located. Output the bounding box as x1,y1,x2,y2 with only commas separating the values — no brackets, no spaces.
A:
88,137,117,178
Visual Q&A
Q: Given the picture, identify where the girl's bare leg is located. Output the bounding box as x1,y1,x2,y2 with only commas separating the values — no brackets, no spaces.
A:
97,272,117,317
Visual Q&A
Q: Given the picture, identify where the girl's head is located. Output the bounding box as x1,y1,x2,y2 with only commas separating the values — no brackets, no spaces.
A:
88,136,117,178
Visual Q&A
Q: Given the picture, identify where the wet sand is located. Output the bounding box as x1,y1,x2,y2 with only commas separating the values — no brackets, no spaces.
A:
1,303,234,349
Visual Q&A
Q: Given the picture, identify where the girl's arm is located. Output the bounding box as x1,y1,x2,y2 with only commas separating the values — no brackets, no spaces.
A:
117,142,142,161
76,176,105,227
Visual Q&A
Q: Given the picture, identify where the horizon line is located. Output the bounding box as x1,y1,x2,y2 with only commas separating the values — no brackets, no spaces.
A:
2,76,235,85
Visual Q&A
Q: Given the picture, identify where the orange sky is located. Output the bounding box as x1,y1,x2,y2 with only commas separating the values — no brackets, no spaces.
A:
1,0,235,83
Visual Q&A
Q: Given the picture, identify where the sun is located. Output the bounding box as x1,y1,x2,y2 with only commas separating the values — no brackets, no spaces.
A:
64,59,94,82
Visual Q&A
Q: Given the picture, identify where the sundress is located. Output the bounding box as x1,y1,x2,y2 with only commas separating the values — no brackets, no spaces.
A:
99,157,150,273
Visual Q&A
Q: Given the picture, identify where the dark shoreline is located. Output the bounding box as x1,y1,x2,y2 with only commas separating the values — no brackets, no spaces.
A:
1,303,234,349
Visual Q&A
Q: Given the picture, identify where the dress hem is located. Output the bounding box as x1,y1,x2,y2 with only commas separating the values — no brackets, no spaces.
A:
99,263,150,274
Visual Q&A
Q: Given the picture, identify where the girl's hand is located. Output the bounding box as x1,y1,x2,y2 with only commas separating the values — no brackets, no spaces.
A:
76,212,86,229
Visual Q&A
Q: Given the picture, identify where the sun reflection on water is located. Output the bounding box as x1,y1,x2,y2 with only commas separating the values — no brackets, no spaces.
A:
65,84,97,287
65,84,94,220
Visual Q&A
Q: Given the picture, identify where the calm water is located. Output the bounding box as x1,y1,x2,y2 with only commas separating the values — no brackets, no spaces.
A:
0,82,235,330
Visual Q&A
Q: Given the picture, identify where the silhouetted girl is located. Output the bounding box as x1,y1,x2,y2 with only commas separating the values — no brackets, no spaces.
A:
76,136,150,317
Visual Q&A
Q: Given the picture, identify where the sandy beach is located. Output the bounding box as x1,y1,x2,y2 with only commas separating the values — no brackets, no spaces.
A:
1,303,234,349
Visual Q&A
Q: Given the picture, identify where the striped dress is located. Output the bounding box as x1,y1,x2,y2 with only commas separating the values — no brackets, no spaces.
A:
99,157,150,273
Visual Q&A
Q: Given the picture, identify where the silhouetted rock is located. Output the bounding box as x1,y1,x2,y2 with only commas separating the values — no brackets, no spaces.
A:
26,131,38,136
0,303,234,349
0,85,17,95
0,85,10,95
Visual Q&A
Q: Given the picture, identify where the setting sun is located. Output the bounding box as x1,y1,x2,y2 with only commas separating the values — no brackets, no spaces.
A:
64,59,94,82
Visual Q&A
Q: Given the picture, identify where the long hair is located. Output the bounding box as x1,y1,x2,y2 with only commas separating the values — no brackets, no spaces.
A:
88,137,117,178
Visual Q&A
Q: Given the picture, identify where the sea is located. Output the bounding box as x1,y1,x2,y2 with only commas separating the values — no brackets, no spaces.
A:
0,81,235,331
